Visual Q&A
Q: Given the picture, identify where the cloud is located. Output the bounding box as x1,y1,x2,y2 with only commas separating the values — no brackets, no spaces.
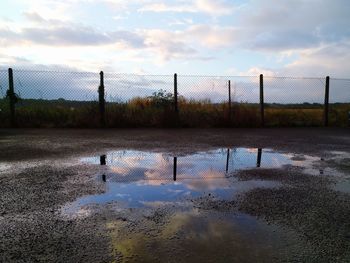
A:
22,26,115,46
194,0,235,16
185,25,237,48
248,31,320,51
235,41,350,79
14,0,350,54
282,42,350,77
226,41,350,103
237,0,350,52
138,3,195,13
22,11,46,23
168,18,194,27
0,14,146,48
138,0,236,16
0,13,203,61
0,28,21,46
243,67,276,77
142,29,198,60
2,0,350,81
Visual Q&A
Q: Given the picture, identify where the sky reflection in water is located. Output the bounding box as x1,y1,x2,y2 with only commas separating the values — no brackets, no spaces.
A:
64,148,292,210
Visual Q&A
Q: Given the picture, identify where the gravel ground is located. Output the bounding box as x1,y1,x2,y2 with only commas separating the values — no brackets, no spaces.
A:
1,128,350,161
235,166,350,262
0,128,350,262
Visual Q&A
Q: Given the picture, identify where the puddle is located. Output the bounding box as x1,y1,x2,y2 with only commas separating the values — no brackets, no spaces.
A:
63,148,316,215
2,147,348,261
81,148,294,180
107,210,308,262
334,179,350,194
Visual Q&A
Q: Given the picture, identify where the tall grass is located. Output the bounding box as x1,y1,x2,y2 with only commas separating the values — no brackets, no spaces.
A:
0,97,349,128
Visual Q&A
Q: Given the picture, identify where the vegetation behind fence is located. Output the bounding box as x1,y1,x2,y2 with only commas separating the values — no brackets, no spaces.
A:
0,68,349,128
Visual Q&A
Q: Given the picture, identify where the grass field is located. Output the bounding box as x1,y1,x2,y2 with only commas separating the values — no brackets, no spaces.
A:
0,97,349,128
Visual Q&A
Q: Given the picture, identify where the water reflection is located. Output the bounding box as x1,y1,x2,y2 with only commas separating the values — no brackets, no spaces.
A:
173,157,177,181
88,148,291,183
226,149,230,173
107,211,305,262
62,148,292,213
257,148,262,168
100,154,106,166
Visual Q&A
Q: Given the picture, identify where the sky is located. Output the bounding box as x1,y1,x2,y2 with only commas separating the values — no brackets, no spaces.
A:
0,0,349,103
0,0,350,77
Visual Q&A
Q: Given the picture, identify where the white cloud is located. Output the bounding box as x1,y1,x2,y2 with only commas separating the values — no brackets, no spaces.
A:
138,3,195,13
143,29,195,60
168,18,194,27
1,0,350,79
138,0,236,16
22,11,46,23
237,0,350,52
244,67,276,77
194,0,235,16
228,41,350,78
185,25,237,48
282,42,350,77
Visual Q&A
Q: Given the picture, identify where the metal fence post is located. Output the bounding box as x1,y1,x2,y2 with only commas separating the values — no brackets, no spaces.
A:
174,73,178,113
324,76,330,127
260,74,265,127
98,71,105,127
228,80,232,124
8,68,16,127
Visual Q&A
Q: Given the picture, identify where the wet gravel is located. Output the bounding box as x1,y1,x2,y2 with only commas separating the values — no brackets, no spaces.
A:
236,167,350,262
0,164,103,216
1,128,350,162
0,212,112,263
234,165,333,187
1,128,350,262
0,164,110,262
190,194,236,212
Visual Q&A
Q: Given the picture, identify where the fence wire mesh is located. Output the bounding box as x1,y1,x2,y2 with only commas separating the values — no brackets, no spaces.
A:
0,70,9,122
263,76,327,126
178,76,260,103
12,70,98,100
0,70,8,99
0,69,349,128
329,78,350,126
104,73,173,103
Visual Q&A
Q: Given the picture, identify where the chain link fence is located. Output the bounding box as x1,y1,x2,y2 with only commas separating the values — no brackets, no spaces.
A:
104,73,174,127
0,70,9,125
264,77,326,126
0,68,349,128
329,78,350,126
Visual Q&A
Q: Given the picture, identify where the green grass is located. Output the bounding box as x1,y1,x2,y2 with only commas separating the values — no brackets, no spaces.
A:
0,98,349,128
